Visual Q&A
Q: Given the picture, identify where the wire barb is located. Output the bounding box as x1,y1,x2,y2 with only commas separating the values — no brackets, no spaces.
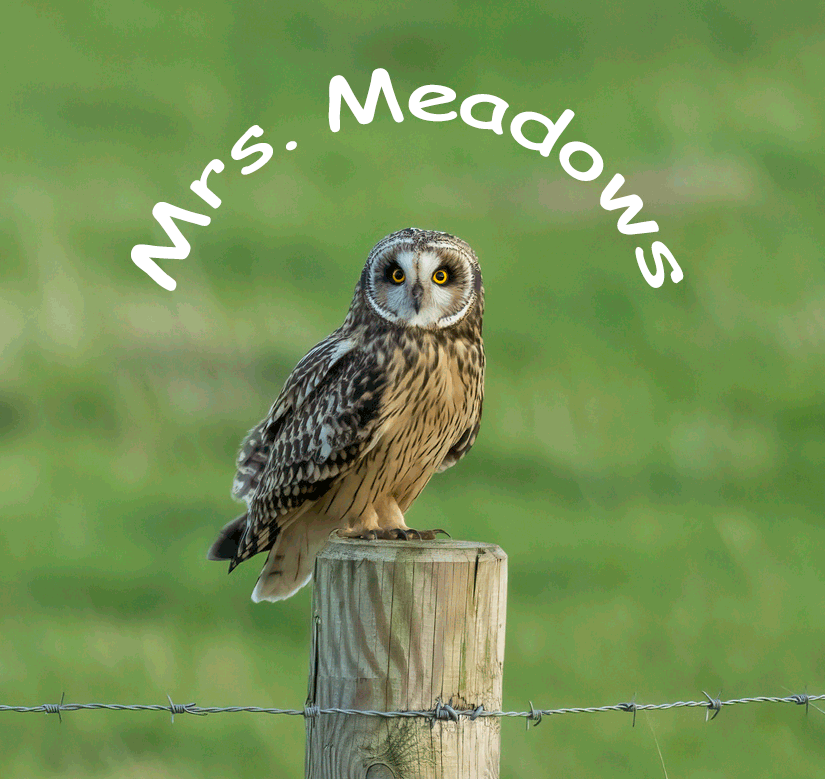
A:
702,691,722,722
791,693,809,715
303,704,320,719
619,695,638,728
43,692,65,724
433,698,460,725
167,695,203,723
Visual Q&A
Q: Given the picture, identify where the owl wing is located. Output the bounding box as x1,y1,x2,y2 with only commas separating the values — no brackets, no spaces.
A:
232,417,272,503
437,417,481,472
230,335,385,568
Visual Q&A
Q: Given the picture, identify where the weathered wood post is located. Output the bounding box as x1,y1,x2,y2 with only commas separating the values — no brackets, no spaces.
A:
305,538,507,779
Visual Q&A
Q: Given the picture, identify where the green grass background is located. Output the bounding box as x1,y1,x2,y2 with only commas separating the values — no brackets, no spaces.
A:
2,1,824,776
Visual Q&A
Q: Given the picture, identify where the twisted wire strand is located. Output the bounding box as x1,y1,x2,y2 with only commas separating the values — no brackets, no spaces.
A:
1,693,821,722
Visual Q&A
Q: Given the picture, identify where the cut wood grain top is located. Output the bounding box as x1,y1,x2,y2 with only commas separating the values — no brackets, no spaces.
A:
318,538,507,564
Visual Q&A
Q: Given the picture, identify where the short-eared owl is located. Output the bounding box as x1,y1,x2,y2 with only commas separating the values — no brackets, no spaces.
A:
208,228,485,602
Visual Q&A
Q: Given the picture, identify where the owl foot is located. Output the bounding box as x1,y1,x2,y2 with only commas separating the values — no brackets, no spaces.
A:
385,528,421,540
383,528,452,540
337,528,451,541
339,528,381,540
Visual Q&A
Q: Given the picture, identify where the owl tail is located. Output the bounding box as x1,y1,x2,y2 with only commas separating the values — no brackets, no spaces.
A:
207,513,248,562
251,515,338,603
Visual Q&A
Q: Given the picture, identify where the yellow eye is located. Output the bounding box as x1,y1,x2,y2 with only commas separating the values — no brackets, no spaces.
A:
433,269,449,285
391,268,405,284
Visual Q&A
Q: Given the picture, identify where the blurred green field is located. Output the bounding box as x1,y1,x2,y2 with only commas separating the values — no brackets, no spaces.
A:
2,1,825,776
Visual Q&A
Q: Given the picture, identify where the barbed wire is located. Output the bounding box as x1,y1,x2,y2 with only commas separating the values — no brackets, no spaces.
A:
1,692,822,726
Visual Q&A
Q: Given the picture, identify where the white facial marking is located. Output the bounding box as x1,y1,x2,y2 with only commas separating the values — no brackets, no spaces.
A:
383,250,416,317
367,241,476,329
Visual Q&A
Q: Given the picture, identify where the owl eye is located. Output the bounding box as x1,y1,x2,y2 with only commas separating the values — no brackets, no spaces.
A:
432,269,449,285
390,267,406,284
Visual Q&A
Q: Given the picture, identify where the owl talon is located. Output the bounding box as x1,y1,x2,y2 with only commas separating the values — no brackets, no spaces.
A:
338,526,449,541
414,528,451,540
387,528,448,541
376,528,413,540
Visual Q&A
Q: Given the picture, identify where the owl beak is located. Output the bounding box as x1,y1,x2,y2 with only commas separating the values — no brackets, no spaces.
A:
411,282,423,313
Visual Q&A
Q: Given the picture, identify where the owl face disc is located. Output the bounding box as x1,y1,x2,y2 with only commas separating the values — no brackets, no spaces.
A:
361,228,483,330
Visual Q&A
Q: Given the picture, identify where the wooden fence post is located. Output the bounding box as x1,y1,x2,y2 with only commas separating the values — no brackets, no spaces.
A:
305,538,508,779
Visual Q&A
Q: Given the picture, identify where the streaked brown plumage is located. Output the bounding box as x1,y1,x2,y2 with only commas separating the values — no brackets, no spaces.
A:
208,227,485,602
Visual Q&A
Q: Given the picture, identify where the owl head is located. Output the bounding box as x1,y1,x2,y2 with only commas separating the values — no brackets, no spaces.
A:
359,228,483,330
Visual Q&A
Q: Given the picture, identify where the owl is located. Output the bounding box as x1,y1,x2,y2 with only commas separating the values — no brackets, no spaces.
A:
207,227,485,602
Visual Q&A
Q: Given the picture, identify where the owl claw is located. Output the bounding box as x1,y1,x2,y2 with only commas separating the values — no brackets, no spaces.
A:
387,528,449,541
388,528,421,540
338,527,450,541
410,528,451,540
